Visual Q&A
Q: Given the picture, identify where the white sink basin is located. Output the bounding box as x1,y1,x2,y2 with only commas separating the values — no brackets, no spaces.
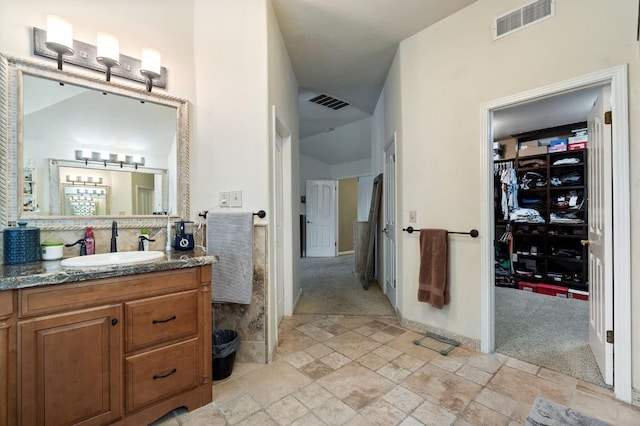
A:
60,251,166,268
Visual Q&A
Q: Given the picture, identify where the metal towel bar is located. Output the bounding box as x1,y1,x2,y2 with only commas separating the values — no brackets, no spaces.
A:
402,226,479,238
198,209,266,219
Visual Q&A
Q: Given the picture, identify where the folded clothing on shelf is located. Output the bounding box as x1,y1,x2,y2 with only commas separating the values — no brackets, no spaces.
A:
510,208,545,223
550,171,582,186
550,211,584,223
552,157,580,166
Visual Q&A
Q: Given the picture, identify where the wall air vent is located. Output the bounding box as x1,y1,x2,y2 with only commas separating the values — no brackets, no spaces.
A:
494,0,555,40
308,94,350,110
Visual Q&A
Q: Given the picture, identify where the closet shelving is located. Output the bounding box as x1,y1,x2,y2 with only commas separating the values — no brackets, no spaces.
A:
495,122,589,293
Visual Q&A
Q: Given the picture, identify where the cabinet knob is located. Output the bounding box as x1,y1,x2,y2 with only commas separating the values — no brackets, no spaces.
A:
382,228,388,233
111,318,118,326
580,239,590,246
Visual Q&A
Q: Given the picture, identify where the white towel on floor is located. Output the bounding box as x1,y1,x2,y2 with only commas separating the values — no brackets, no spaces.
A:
206,212,253,304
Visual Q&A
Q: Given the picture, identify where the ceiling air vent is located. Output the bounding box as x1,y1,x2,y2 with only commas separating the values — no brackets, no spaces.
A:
308,94,350,110
494,0,555,40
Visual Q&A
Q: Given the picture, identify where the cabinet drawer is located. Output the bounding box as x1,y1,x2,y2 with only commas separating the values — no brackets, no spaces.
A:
126,338,199,413
125,290,198,352
19,268,199,318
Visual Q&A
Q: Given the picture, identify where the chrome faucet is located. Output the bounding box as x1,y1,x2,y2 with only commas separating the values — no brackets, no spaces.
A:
110,221,118,252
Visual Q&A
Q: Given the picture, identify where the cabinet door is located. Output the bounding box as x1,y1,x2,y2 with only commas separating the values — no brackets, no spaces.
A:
20,305,122,426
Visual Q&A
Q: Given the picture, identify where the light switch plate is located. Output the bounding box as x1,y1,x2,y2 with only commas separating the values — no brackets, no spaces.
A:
229,190,242,207
219,192,229,207
409,211,417,223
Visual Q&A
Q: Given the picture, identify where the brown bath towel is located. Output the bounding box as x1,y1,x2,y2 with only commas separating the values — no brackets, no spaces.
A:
418,229,449,309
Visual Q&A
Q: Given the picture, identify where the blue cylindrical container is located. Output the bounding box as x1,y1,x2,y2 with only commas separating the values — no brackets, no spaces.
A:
3,222,41,264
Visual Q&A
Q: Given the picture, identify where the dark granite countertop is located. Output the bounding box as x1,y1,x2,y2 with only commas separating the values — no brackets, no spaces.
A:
0,249,219,291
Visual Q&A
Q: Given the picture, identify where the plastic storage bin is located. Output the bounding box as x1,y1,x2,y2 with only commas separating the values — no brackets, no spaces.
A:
537,283,568,298
212,330,239,380
518,281,538,292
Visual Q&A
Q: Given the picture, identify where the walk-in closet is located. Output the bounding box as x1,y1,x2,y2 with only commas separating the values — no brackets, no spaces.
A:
490,85,608,387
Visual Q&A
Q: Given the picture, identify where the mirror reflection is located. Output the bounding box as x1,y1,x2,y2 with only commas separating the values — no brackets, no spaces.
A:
22,74,177,217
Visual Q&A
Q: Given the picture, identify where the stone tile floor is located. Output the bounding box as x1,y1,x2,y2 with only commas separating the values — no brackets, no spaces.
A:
155,315,640,425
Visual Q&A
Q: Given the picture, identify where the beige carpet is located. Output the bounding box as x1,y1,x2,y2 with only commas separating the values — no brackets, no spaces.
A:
495,286,606,387
294,255,395,316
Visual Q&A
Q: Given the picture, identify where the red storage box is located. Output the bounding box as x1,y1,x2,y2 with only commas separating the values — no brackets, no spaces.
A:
537,283,568,298
568,289,589,300
519,282,538,292
568,142,587,151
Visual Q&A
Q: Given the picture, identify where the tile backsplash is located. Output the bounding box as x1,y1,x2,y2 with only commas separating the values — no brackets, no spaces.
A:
0,223,207,264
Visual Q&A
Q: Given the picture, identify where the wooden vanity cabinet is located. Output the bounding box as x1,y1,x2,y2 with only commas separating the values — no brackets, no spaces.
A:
19,305,123,426
5,265,212,426
0,291,17,426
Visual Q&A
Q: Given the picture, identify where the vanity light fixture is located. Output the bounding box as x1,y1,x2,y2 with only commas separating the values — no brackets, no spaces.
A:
140,48,161,92
33,20,167,89
44,15,74,70
96,32,120,82
75,150,145,169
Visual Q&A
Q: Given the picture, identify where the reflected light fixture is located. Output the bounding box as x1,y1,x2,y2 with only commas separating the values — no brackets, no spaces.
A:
140,48,161,92
44,15,74,70
75,150,145,169
96,32,120,82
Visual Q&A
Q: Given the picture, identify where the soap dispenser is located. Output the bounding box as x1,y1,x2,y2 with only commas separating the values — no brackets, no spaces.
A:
85,227,95,255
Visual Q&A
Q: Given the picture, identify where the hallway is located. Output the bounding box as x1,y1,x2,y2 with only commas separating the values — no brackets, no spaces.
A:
294,255,394,316
156,315,639,425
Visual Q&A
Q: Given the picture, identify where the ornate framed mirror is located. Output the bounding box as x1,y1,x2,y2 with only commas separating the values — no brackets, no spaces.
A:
0,53,190,230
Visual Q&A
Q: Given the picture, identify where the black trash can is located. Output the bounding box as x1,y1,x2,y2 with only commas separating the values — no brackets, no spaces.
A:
212,330,239,380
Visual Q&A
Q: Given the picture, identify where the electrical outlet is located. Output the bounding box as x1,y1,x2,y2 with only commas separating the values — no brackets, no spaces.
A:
219,191,229,207
229,190,242,207
409,210,417,223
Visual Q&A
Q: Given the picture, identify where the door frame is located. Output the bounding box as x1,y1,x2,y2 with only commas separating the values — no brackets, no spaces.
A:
383,134,397,310
271,107,294,359
479,65,631,402
274,124,285,327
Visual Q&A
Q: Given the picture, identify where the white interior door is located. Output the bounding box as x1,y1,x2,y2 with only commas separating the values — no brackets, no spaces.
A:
306,180,336,257
135,186,153,215
275,132,285,325
587,86,613,385
383,139,397,308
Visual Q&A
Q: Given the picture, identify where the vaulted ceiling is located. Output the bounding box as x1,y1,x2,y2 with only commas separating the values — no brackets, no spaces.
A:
271,1,599,166
272,0,479,164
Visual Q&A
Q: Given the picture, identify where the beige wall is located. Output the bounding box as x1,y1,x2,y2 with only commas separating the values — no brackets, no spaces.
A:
377,0,640,391
338,178,357,252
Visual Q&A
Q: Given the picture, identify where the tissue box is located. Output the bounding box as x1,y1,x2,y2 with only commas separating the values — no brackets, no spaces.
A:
568,135,588,151
548,138,568,153
568,141,587,151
